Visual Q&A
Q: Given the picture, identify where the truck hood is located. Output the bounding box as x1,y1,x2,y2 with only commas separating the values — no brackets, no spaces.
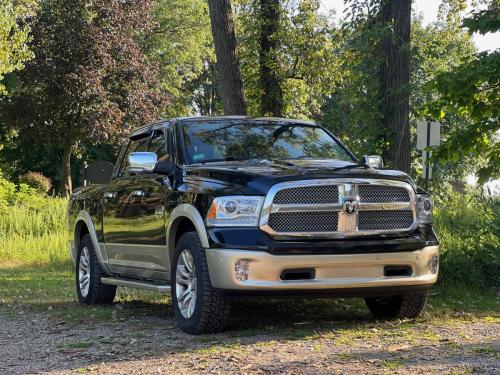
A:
185,159,416,195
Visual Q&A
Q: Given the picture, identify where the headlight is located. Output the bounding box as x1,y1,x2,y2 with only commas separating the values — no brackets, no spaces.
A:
417,194,433,224
206,196,264,227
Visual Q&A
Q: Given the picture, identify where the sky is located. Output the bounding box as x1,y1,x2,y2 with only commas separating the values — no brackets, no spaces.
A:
319,0,500,52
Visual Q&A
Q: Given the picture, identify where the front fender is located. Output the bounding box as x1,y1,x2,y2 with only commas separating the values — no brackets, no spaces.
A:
166,203,209,267
73,210,113,275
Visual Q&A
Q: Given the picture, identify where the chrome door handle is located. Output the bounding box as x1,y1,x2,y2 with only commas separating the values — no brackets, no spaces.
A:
131,190,145,197
104,192,116,199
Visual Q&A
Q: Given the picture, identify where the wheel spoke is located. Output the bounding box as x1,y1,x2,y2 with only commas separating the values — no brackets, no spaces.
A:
188,292,196,318
182,252,193,272
176,249,197,319
177,265,190,280
178,286,191,304
78,247,92,298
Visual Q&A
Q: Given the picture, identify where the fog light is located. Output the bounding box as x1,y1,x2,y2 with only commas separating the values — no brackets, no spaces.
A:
235,259,249,281
429,255,439,274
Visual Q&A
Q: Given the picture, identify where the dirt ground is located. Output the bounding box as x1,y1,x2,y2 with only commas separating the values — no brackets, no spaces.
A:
0,297,499,375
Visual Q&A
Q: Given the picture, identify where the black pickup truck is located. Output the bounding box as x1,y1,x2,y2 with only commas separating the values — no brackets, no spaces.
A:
68,116,439,334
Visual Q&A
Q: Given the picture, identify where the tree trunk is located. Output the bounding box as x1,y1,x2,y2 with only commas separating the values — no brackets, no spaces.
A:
378,0,411,173
61,141,73,198
207,0,247,115
259,0,283,117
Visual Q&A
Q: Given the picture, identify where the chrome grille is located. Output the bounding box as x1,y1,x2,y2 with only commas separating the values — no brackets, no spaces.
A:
358,210,414,230
358,185,410,203
273,185,339,204
268,212,339,233
260,179,417,239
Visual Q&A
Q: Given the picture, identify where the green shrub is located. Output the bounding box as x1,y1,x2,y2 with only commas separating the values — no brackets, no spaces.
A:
18,171,52,195
0,174,16,209
434,191,500,288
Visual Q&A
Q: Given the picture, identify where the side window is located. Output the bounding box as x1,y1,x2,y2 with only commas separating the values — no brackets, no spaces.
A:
113,140,130,178
149,129,170,162
118,133,151,177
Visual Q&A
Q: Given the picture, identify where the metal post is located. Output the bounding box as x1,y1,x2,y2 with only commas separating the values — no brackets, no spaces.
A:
84,162,88,187
425,121,431,191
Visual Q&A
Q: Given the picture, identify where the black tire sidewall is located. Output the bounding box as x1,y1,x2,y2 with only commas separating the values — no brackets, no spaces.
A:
76,235,95,305
171,233,206,333
75,234,116,305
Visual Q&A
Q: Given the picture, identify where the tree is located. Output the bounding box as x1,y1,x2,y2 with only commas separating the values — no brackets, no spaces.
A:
427,5,500,183
237,0,340,118
0,0,168,196
148,0,213,117
378,0,412,173
0,0,35,95
324,0,477,181
207,0,247,115
259,0,283,116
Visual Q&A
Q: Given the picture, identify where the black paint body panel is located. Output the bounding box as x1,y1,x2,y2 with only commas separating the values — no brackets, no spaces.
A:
67,117,438,270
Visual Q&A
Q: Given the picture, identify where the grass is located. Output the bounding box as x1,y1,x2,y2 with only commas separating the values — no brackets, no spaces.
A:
0,193,498,332
0,198,68,266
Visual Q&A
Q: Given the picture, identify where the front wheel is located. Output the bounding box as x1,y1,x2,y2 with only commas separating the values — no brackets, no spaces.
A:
76,234,116,305
171,231,231,334
365,291,428,319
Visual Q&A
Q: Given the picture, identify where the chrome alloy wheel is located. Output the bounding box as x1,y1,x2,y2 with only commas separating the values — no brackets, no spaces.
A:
176,249,197,318
78,246,91,297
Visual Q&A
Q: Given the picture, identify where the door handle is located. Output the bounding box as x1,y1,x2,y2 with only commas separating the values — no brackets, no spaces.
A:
104,192,116,200
131,190,145,197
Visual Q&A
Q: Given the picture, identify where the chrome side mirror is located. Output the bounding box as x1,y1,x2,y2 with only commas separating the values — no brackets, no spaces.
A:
361,155,384,169
127,152,157,174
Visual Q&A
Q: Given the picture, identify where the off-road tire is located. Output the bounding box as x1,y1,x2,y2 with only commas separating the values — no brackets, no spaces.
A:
365,291,428,319
172,231,231,334
76,234,116,305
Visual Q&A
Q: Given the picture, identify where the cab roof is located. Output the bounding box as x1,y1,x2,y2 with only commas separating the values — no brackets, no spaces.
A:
129,116,318,138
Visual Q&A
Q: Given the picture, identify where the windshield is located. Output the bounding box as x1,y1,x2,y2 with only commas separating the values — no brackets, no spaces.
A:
181,121,354,164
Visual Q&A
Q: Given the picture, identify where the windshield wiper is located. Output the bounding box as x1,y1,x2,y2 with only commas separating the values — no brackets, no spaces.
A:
194,156,263,164
330,162,369,171
193,156,238,164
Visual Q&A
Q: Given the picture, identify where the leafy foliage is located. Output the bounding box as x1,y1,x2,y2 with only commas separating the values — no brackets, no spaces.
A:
147,0,213,117
18,171,52,194
0,0,36,94
434,189,500,288
0,172,46,210
462,6,500,35
426,6,499,183
237,0,340,118
323,0,479,178
0,0,169,195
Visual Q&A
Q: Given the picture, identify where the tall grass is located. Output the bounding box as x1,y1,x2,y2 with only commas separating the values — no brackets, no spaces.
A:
0,191,498,288
0,198,69,267
434,192,499,288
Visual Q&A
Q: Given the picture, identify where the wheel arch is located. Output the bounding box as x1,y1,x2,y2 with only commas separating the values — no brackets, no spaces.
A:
73,211,112,274
167,204,210,265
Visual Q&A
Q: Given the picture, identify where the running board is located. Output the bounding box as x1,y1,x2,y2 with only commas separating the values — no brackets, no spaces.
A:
101,277,170,293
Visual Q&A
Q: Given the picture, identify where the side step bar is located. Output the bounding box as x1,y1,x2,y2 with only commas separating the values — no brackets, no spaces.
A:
101,277,170,294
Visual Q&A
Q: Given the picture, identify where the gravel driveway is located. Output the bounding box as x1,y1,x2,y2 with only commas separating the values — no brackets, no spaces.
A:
1,298,499,374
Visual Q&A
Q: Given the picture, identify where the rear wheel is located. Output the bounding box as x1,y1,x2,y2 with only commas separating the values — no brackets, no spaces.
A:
76,234,116,305
365,291,428,319
171,231,231,334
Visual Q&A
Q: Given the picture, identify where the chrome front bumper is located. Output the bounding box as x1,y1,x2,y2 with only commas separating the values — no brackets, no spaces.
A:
205,245,439,291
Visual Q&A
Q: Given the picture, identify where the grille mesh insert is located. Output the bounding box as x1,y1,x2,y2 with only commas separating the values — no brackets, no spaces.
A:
358,185,410,203
268,212,339,233
358,210,414,230
273,185,339,204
